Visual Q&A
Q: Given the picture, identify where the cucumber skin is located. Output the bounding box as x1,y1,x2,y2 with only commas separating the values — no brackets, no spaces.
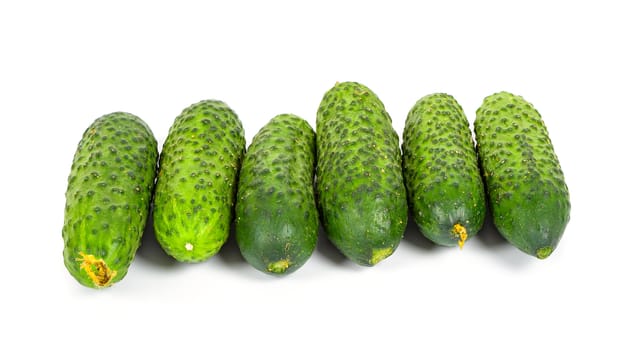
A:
316,82,408,266
153,100,246,262
474,92,570,258
402,93,486,247
235,114,318,275
62,112,158,288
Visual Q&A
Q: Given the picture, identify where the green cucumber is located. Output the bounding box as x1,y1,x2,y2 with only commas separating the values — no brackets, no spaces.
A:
153,100,246,262
316,82,408,266
474,91,570,258
62,112,158,288
402,93,486,247
235,114,318,275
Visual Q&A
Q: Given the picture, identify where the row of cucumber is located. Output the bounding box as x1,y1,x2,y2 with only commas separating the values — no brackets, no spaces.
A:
62,82,570,288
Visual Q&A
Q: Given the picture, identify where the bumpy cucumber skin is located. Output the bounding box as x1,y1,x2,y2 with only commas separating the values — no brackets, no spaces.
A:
235,114,318,275
402,93,486,247
62,112,158,288
316,82,407,266
474,92,570,258
153,100,245,262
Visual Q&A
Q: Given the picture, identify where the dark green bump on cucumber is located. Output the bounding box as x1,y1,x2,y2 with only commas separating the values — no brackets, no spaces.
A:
62,112,158,288
402,93,486,248
316,82,408,266
235,114,318,275
153,100,246,262
474,92,570,258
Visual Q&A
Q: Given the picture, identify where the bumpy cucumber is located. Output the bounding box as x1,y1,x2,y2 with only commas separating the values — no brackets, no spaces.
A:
235,114,318,275
474,91,570,258
153,100,245,262
316,82,408,266
62,112,158,288
402,93,486,248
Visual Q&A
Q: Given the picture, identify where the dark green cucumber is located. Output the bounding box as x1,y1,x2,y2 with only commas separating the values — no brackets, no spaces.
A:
316,82,408,266
402,93,486,248
62,112,158,288
474,91,570,258
153,100,246,262
235,114,318,275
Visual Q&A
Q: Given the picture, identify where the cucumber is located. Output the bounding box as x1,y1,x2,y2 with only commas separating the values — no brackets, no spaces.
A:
153,100,246,262
474,91,570,258
402,93,486,247
235,114,318,275
62,112,158,288
316,82,408,266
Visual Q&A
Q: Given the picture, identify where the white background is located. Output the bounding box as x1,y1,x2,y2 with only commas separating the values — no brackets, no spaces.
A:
1,0,620,349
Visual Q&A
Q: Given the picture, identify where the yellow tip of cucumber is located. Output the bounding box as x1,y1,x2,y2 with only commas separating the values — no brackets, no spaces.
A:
452,224,468,250
536,246,553,259
370,247,393,266
76,252,117,287
267,259,290,274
